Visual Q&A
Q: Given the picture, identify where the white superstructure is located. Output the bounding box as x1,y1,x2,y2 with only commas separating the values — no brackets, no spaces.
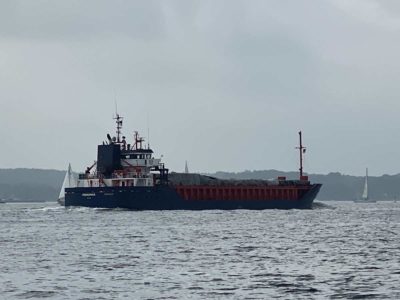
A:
76,115,166,189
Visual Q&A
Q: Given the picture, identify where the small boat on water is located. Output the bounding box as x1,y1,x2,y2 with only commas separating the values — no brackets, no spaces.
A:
354,168,376,203
57,163,77,205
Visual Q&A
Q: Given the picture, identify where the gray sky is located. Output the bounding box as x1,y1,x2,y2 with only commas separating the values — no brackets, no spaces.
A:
1,0,400,176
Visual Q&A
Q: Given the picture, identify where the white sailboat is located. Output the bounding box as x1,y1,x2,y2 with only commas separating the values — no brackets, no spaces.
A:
362,168,369,201
355,168,375,203
58,163,77,205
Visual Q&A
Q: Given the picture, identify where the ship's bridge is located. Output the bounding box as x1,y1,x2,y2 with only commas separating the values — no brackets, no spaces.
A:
121,149,161,168
77,113,168,188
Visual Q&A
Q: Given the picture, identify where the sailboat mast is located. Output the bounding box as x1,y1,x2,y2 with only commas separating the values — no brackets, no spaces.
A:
365,168,368,200
362,167,369,200
67,163,71,187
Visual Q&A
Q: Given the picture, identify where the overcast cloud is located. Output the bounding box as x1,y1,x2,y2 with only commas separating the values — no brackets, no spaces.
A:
1,0,400,176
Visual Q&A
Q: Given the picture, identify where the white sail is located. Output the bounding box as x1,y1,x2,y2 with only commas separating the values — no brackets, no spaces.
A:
58,163,77,200
362,168,368,200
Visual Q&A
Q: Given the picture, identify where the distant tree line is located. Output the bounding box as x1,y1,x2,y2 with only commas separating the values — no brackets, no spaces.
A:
0,169,64,202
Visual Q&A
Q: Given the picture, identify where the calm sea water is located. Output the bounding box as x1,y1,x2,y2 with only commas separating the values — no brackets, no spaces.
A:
0,201,399,299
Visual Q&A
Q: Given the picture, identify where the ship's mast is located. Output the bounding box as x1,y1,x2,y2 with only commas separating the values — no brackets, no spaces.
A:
296,131,306,178
113,113,123,143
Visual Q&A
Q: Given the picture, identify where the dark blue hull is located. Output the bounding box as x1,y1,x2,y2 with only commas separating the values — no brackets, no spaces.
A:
65,184,322,210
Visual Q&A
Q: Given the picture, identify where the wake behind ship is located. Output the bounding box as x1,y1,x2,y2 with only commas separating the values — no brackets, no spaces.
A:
63,114,321,209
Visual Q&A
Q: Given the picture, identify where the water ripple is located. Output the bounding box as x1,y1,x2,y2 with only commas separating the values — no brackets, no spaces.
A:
0,201,400,299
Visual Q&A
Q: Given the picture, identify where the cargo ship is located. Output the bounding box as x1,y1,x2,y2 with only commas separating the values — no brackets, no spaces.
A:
63,114,321,209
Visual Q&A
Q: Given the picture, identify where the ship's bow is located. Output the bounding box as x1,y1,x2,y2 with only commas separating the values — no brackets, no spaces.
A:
299,184,322,209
